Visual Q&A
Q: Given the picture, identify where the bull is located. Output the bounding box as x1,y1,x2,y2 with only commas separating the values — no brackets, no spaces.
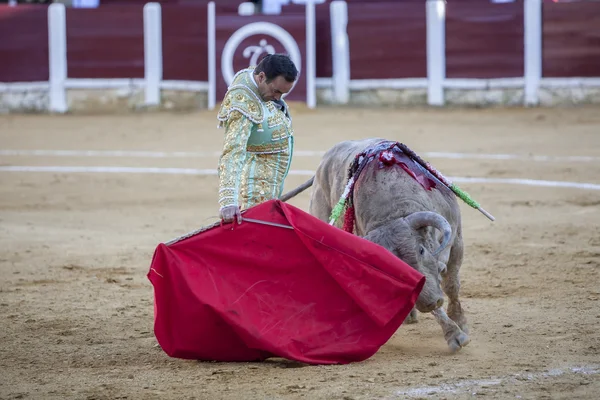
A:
281,138,470,352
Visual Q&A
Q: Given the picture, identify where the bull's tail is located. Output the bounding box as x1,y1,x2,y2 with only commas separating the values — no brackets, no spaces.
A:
280,176,315,202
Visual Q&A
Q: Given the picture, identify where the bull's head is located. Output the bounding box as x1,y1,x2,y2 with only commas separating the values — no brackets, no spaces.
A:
363,211,452,313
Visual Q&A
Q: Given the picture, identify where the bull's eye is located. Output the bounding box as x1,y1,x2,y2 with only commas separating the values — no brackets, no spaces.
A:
419,246,425,255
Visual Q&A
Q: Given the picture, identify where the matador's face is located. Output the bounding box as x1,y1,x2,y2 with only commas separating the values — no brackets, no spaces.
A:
255,72,294,102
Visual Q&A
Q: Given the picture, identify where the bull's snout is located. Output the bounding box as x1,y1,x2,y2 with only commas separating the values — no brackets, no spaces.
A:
416,278,445,313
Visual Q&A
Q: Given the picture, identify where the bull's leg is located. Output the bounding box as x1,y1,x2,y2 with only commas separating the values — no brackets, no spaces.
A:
432,307,469,352
308,185,333,223
404,308,419,324
443,235,468,334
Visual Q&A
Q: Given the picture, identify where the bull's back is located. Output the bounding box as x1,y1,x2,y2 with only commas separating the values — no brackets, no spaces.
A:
310,138,461,234
313,138,386,209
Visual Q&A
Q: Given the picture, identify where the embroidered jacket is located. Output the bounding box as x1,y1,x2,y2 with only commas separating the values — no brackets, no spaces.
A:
216,67,294,211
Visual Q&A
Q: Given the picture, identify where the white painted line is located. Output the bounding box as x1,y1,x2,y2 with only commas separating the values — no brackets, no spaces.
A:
450,177,600,191
424,151,600,163
1,149,599,163
1,165,599,191
0,149,325,158
0,166,219,175
0,149,223,158
392,364,599,398
0,166,314,177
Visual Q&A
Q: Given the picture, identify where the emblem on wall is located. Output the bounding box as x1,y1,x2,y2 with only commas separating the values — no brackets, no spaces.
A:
243,39,276,67
220,22,303,96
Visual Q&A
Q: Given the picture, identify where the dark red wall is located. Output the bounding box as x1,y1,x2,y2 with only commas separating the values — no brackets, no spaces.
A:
446,1,524,79
347,2,427,79
542,1,600,77
161,4,209,81
256,3,333,78
1,2,600,84
100,0,239,11
66,5,145,79
0,5,49,82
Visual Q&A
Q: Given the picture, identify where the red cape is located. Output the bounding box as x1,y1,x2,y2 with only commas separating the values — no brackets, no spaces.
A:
147,200,424,365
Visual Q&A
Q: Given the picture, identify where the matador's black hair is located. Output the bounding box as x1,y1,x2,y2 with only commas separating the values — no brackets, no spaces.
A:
254,53,298,83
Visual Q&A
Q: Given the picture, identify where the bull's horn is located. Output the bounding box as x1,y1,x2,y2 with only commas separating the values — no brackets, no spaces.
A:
404,212,452,256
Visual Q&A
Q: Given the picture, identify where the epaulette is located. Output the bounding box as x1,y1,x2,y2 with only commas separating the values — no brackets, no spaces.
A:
217,85,263,127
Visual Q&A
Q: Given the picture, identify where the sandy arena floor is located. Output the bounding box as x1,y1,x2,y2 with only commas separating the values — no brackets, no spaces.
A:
1,106,599,400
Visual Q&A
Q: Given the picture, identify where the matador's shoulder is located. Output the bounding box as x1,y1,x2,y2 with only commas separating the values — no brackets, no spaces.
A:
217,72,264,126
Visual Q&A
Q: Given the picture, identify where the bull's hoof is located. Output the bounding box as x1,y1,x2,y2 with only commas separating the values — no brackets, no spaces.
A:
451,317,469,335
448,332,470,353
447,309,469,335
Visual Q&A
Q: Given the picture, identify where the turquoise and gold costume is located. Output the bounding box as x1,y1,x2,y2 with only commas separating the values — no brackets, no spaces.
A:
217,67,294,211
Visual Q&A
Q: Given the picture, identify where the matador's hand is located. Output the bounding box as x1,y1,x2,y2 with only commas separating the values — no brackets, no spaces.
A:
220,205,242,224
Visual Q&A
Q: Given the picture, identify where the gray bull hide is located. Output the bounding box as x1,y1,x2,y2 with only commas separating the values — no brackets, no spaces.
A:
284,138,470,352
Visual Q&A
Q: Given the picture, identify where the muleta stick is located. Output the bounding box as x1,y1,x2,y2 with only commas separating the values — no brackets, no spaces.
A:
397,143,496,222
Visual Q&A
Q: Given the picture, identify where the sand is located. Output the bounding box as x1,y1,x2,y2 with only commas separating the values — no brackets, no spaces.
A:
1,105,599,399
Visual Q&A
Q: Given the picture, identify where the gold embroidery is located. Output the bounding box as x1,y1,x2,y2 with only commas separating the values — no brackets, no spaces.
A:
216,68,294,211
246,140,288,154
267,114,281,128
265,101,292,132
270,126,288,141
217,86,263,125
238,151,292,210
248,102,258,114
217,111,253,208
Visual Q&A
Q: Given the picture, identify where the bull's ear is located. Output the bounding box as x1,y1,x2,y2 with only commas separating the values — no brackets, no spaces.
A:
362,227,395,253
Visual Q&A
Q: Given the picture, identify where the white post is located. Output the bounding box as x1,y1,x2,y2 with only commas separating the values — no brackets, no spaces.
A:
48,3,67,113
262,0,288,15
144,3,162,107
426,0,446,106
237,2,256,16
524,0,542,106
208,1,217,110
330,0,349,104
305,0,317,109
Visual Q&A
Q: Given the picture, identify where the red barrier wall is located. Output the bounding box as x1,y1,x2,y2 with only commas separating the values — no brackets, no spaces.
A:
315,4,333,78
446,1,524,79
311,4,333,78
100,0,240,11
263,3,333,78
1,2,600,85
0,5,49,82
542,2,600,77
66,5,145,79
162,5,209,81
347,2,427,79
